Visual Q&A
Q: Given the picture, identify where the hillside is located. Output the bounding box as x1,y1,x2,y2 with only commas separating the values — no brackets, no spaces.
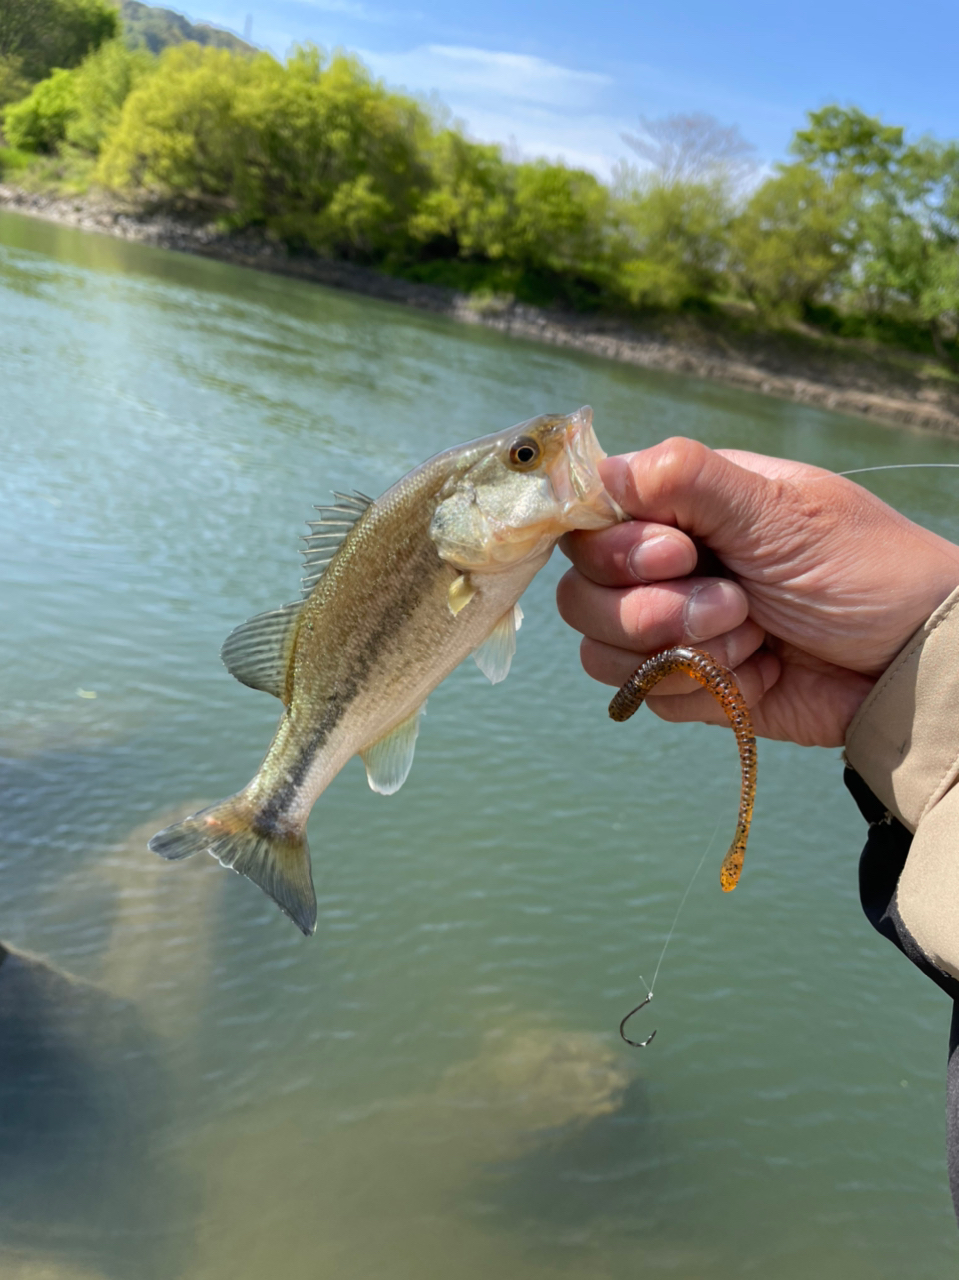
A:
119,0,256,55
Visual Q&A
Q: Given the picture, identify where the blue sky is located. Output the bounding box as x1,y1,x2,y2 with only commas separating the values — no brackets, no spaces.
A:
181,0,959,178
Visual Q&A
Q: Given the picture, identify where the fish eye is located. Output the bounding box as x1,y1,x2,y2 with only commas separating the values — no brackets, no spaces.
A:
508,436,541,470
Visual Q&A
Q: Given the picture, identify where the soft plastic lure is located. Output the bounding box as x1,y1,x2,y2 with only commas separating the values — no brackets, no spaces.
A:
608,645,757,893
610,646,758,1048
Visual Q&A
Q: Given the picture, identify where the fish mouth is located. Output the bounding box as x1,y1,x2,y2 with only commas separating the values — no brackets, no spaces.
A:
552,407,627,529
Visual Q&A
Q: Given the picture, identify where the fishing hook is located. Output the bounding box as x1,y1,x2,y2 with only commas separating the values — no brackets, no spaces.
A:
619,991,656,1048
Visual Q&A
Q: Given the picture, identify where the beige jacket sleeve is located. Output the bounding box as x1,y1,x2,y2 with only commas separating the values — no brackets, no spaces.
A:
845,583,959,983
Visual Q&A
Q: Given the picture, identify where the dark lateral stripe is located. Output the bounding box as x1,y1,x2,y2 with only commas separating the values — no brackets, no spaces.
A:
259,538,441,827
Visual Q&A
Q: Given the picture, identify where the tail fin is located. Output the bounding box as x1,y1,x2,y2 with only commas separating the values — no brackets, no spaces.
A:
148,795,317,936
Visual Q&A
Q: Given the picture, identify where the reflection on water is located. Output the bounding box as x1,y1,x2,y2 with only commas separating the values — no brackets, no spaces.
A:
3,207,959,1277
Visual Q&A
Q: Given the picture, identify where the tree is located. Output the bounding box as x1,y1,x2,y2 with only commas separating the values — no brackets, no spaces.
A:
408,131,514,260
791,105,905,182
4,39,155,155
66,39,155,154
97,43,267,196
3,67,78,151
0,0,117,84
507,161,611,281
613,177,731,308
622,112,755,188
0,55,31,108
728,163,850,312
98,45,435,261
791,106,958,332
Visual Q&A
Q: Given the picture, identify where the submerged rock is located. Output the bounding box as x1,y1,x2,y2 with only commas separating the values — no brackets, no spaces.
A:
438,1027,631,1132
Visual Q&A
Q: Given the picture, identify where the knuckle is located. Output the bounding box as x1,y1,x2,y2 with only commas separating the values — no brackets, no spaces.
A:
636,437,711,507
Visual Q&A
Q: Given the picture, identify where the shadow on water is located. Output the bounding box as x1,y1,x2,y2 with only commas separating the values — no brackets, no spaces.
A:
0,947,197,1279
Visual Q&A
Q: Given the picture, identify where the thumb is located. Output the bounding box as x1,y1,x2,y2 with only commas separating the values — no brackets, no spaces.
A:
600,438,781,555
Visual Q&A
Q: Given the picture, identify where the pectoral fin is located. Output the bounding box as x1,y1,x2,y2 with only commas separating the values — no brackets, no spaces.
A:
472,604,523,684
360,703,426,795
448,573,476,616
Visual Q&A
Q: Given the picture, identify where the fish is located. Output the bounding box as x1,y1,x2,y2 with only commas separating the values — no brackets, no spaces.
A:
148,406,625,935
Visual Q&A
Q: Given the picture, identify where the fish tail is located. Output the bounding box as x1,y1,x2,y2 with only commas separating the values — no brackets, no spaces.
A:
148,794,317,936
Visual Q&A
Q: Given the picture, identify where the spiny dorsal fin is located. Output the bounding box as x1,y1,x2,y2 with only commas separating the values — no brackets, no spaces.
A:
472,603,523,684
220,601,303,702
301,490,374,597
360,703,425,795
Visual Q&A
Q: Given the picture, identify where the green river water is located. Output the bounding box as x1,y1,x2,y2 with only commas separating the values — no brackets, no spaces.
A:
2,208,959,1278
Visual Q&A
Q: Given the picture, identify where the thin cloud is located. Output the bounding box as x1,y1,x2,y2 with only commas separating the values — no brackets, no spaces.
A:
360,43,625,175
366,44,611,110
291,0,371,16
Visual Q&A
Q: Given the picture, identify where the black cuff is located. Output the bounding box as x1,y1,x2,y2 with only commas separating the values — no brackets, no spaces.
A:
845,765,959,1003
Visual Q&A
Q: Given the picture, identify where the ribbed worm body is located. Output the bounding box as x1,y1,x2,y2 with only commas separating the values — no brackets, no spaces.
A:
608,646,757,891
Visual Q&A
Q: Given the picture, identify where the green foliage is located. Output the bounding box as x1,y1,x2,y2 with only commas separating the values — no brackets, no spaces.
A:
407,135,614,305
792,105,906,180
0,0,117,84
231,46,433,259
66,39,155,154
614,170,730,307
728,163,851,311
97,43,261,194
0,143,33,178
509,162,611,279
100,45,435,260
2,39,151,155
3,68,78,152
409,130,514,259
0,54,31,108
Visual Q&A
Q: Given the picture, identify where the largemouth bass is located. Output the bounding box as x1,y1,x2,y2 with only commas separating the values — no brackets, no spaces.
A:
149,407,624,934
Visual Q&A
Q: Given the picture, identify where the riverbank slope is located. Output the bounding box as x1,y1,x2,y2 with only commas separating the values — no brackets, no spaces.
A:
4,183,958,439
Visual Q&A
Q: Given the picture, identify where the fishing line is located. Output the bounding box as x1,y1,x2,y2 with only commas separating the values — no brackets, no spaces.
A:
836,463,959,479
620,817,723,1048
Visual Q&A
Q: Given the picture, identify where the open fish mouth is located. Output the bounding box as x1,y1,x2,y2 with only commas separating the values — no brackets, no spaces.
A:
552,407,627,528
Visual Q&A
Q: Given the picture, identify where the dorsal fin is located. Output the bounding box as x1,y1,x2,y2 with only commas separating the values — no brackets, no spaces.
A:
220,601,303,702
301,490,374,597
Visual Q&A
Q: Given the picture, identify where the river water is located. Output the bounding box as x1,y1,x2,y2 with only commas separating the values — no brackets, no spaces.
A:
2,208,959,1279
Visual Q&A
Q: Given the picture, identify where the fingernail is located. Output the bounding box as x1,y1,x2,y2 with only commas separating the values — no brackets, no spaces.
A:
627,534,672,581
598,455,634,508
684,581,741,642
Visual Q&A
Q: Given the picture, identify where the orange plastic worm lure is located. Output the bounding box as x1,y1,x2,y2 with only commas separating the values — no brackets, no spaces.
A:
608,646,757,892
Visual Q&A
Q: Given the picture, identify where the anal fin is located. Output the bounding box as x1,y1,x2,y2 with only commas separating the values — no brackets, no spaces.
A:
360,703,425,795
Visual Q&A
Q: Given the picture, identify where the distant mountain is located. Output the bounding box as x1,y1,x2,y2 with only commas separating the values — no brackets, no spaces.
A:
119,0,257,56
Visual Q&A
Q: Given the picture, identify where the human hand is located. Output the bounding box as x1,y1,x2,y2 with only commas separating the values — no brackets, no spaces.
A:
557,438,959,747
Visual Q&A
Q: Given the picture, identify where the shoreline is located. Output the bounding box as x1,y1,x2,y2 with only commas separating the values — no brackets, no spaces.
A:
4,184,959,439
